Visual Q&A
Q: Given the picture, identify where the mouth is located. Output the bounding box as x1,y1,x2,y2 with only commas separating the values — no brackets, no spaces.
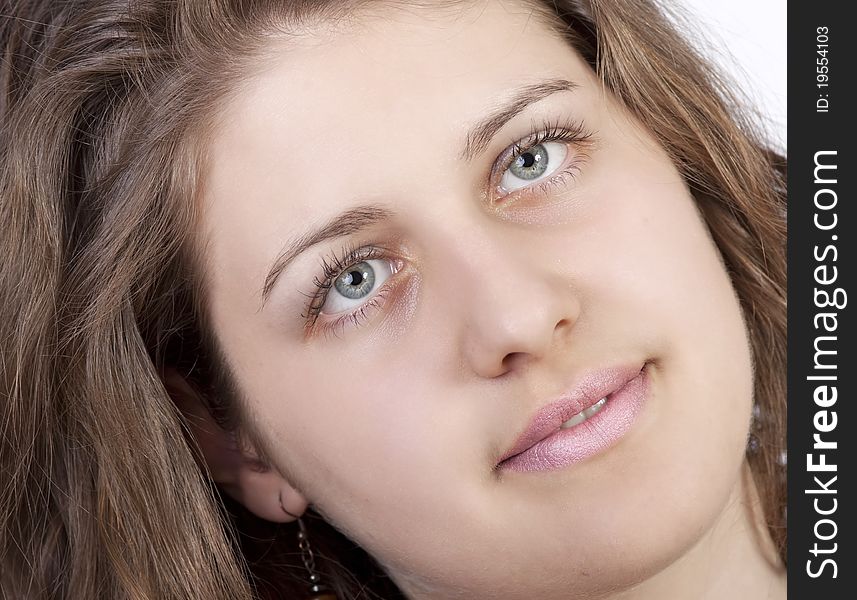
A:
497,362,650,472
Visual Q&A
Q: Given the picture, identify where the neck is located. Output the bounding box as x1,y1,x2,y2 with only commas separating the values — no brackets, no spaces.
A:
612,460,786,600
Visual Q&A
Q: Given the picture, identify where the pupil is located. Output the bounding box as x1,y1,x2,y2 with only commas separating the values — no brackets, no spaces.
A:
334,261,376,300
521,153,535,168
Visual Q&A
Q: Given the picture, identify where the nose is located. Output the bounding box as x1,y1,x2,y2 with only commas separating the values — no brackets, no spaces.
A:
449,228,581,379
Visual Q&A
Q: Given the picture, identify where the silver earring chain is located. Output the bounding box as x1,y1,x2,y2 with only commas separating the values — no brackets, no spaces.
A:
296,517,324,591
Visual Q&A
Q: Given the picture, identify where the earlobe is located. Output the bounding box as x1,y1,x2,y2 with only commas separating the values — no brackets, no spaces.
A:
224,459,308,523
162,366,308,523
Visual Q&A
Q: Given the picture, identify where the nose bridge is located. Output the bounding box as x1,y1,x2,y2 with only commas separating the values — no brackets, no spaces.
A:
425,215,579,378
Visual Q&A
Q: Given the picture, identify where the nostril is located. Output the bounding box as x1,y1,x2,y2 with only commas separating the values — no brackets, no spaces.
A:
555,317,572,331
501,351,531,372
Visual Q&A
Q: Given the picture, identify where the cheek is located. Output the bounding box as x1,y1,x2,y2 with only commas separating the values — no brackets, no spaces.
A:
548,154,755,581
249,345,457,512
580,125,751,379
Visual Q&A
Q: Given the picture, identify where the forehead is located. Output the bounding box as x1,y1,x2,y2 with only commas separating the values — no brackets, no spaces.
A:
199,0,600,310
203,1,591,196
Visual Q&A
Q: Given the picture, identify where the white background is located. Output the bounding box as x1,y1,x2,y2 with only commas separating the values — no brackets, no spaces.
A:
673,0,786,151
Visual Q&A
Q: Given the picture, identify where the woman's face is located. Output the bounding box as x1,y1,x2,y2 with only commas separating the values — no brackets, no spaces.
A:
200,1,755,598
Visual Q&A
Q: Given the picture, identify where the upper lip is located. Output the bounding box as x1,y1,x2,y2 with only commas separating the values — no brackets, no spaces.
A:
497,363,646,463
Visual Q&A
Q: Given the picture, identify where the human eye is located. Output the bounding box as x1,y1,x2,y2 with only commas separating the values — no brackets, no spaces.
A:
300,244,404,337
491,117,595,202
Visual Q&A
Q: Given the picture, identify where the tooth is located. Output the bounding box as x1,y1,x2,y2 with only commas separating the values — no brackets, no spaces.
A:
583,397,607,419
560,411,587,429
559,397,608,429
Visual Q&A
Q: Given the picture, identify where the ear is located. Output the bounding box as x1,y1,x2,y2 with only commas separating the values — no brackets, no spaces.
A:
163,366,308,523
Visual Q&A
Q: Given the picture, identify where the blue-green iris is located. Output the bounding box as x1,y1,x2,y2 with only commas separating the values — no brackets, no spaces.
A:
509,144,549,180
334,261,376,299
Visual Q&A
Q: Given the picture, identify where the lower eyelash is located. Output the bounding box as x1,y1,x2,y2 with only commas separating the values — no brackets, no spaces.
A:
526,162,585,199
300,244,388,325
310,287,390,341
492,117,595,202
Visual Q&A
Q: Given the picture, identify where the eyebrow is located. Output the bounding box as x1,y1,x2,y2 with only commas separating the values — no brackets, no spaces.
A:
260,77,578,306
261,205,395,305
459,77,578,162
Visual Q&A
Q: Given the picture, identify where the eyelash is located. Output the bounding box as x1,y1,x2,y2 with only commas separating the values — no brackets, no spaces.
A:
302,118,595,335
300,243,393,334
493,116,594,201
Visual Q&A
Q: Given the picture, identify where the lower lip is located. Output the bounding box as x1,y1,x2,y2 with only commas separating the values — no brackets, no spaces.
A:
499,365,649,473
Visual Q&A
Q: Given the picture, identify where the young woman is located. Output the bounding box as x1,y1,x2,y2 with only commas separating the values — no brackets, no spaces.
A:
1,1,787,598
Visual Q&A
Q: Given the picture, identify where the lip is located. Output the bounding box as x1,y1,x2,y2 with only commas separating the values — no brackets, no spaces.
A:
497,363,649,472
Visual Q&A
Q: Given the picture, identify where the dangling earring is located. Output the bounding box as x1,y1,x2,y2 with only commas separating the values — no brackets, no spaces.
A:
746,403,761,455
280,492,338,600
296,517,338,600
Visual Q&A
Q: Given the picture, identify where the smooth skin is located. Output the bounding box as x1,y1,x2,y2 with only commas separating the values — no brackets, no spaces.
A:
169,1,786,598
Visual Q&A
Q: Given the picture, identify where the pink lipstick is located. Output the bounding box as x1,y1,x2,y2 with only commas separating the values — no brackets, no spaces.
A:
498,363,649,472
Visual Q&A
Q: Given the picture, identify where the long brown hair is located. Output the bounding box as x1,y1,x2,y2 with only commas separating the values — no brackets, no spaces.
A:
1,1,786,598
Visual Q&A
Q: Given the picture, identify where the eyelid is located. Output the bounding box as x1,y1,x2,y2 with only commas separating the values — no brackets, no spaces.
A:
307,271,401,341
489,117,594,193
300,243,404,330
302,255,409,342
